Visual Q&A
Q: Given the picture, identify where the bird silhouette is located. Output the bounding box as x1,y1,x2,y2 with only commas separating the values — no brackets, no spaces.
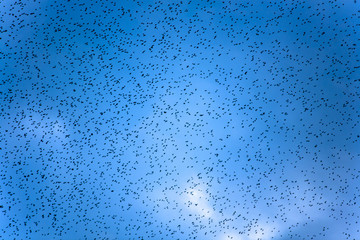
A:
0,0,359,239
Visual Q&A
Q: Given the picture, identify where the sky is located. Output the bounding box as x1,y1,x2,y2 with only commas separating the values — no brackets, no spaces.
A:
1,0,360,239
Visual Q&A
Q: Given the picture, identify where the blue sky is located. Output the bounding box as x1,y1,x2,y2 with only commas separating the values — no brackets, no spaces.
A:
1,0,360,239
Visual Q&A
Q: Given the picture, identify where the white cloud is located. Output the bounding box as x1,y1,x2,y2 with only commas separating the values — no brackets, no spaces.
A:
247,221,279,240
183,185,214,218
220,231,244,240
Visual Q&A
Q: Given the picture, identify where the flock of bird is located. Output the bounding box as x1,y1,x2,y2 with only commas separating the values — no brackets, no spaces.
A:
1,0,359,239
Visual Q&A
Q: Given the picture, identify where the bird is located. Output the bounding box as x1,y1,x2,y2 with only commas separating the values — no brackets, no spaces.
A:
0,0,359,239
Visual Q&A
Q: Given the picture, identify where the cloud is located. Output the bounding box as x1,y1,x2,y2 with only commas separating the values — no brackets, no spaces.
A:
247,221,279,240
220,231,244,240
182,186,214,218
